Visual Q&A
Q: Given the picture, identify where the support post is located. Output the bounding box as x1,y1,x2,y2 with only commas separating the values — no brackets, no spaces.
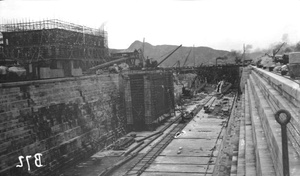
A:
275,109,291,176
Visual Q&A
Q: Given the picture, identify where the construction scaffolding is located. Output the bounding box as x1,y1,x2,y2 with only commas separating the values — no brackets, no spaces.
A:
0,19,107,44
0,19,108,61
0,19,109,80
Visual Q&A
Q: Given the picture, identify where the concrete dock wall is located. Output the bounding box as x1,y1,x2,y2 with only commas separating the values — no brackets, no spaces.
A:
0,74,126,176
251,67,300,156
240,66,251,93
241,66,300,176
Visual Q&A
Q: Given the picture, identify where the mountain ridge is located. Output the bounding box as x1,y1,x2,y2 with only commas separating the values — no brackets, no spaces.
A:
109,40,236,66
127,40,235,66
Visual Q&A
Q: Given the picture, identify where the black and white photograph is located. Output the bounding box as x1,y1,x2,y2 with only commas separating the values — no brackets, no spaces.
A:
1,0,300,175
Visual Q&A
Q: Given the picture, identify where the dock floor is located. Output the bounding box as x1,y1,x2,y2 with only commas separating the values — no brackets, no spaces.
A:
60,92,239,176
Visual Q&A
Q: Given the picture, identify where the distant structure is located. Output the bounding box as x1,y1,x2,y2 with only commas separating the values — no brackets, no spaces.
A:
111,49,139,59
110,49,142,66
0,19,108,79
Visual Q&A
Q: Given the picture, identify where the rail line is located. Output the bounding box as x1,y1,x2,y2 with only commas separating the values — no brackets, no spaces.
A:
123,95,214,176
100,91,238,176
98,95,213,176
97,95,213,176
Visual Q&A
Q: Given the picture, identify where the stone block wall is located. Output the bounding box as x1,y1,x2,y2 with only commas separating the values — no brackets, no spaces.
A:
0,74,126,176
245,66,300,175
240,66,251,93
123,70,175,131
251,67,300,155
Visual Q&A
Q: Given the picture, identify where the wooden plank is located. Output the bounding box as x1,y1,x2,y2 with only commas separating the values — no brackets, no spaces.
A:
153,156,216,165
141,172,211,176
145,164,214,173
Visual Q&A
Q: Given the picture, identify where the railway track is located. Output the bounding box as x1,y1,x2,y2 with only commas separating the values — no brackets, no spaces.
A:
123,96,214,176
101,91,238,176
97,95,213,176
124,115,199,175
120,94,231,176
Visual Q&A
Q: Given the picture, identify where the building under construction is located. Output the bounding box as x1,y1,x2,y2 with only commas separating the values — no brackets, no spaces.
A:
0,19,108,79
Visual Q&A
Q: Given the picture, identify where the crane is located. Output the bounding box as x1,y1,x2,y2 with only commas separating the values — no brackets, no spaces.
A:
157,45,182,66
272,42,285,57
263,42,285,65
264,42,285,59
172,60,180,67
182,48,192,67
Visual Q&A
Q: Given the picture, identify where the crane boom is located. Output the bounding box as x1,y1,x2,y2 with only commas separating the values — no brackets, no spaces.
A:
272,42,285,57
88,57,130,71
157,45,182,66
182,48,192,67
172,60,180,67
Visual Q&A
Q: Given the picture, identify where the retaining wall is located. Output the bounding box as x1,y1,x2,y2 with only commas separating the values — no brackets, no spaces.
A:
0,74,126,176
123,70,175,131
243,66,300,175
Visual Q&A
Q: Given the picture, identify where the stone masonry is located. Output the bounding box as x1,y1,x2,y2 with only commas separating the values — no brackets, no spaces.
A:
0,74,126,176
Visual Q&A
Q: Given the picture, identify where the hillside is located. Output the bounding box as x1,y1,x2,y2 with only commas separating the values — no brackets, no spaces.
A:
127,40,235,67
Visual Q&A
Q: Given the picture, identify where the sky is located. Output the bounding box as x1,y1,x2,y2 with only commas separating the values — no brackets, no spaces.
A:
1,0,300,52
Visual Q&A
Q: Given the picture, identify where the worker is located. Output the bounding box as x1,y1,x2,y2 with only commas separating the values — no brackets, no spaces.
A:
0,66,8,81
281,64,288,76
216,79,224,93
